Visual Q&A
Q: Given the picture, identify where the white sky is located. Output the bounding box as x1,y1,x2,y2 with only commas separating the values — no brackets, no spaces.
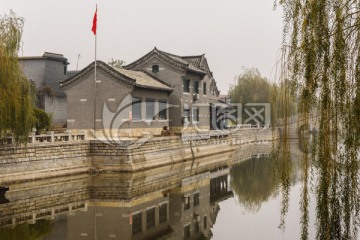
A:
1,0,283,94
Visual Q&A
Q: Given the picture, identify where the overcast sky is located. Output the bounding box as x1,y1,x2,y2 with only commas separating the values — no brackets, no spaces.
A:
2,0,283,94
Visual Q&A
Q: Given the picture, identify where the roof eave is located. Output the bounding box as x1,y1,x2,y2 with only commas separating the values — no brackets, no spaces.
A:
135,84,173,92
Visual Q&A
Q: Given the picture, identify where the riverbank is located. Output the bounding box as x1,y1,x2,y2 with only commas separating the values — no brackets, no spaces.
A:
0,128,277,185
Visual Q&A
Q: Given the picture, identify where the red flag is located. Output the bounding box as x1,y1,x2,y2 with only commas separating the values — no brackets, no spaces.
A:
91,6,97,35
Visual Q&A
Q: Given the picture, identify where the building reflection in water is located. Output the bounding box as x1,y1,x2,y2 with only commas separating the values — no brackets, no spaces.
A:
0,160,233,240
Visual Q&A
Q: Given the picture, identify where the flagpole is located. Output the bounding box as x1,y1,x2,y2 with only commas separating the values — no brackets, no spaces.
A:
93,4,97,139
94,33,97,138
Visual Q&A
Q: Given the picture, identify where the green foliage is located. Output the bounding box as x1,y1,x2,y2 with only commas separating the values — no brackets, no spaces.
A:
231,157,280,212
0,11,35,143
277,0,360,239
229,67,272,104
0,219,53,240
33,107,51,134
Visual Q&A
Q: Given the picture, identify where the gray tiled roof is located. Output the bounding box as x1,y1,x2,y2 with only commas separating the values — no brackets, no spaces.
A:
158,50,207,74
114,67,173,91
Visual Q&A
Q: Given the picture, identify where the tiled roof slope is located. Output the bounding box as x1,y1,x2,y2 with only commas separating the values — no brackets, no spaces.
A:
60,60,173,92
114,67,173,91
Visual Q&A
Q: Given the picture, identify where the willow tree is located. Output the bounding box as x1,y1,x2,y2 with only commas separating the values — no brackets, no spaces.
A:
276,1,360,239
0,11,34,143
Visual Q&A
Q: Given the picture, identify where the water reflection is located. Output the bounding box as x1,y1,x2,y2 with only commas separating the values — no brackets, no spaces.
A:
230,154,302,213
230,157,280,212
0,143,280,240
0,157,237,240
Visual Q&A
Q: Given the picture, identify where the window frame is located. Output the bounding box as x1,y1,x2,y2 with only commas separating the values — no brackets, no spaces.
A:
152,64,159,73
183,195,190,210
192,107,199,123
183,108,190,123
158,100,167,120
183,79,190,93
159,203,168,223
146,98,155,121
132,211,142,235
146,207,155,229
132,97,142,120
193,81,199,94
193,192,200,206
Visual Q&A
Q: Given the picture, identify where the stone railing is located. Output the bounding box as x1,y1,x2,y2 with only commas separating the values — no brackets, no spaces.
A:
1,131,86,145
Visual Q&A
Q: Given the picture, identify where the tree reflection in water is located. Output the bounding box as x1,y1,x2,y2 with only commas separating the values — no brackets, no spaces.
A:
231,157,279,212
231,156,301,213
0,219,53,240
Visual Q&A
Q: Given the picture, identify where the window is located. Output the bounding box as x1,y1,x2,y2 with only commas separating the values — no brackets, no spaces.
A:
193,192,199,206
183,108,190,123
132,97,142,120
183,225,191,239
192,107,199,122
183,79,190,93
183,195,190,210
203,82,206,95
159,203,167,223
159,100,167,120
146,207,155,229
146,98,155,120
194,221,200,233
132,212,142,234
193,81,199,94
204,216,207,229
64,65,67,75
152,65,159,73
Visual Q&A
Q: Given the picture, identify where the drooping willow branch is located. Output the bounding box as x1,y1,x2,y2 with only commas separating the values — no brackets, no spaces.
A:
0,11,35,144
276,0,360,239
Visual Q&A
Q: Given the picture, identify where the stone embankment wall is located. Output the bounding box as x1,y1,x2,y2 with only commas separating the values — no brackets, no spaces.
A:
0,142,91,184
91,128,276,172
0,128,277,185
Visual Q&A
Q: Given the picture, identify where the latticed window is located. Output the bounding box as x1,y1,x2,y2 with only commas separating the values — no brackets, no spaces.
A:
192,107,199,122
159,100,167,120
183,108,190,123
132,97,141,120
132,211,142,234
159,203,167,223
146,98,155,120
152,65,159,73
194,81,199,94
184,224,190,239
183,79,190,93
146,207,155,229
183,195,190,210
194,192,200,206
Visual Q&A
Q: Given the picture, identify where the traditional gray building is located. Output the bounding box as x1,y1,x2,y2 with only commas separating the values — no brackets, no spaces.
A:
60,60,173,138
124,48,221,133
18,52,69,126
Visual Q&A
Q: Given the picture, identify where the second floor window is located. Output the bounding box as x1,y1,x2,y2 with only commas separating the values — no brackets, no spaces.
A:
194,192,200,206
194,81,199,94
183,195,190,210
183,79,190,93
203,82,206,95
152,65,159,73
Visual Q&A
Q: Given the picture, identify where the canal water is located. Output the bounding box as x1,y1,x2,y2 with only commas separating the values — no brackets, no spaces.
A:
0,144,316,240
